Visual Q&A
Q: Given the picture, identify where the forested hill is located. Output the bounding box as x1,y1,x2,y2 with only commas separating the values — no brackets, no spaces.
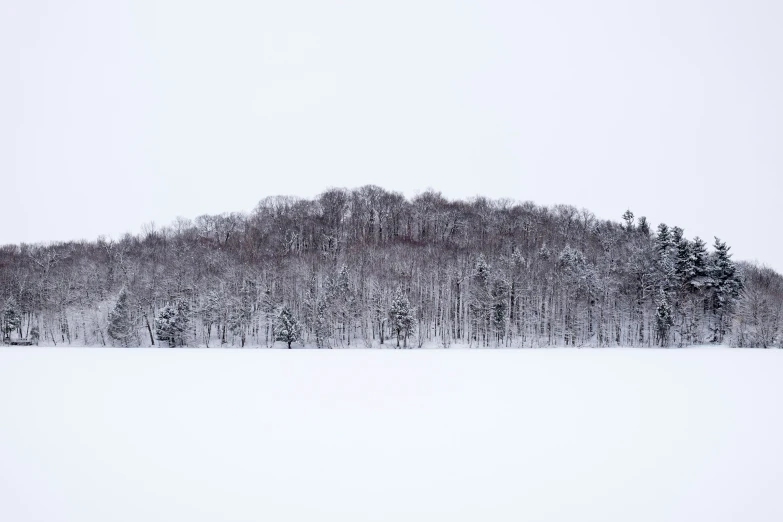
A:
1,186,781,348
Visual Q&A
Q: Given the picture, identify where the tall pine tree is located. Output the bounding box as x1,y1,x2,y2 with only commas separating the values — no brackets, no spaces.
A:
155,299,192,347
389,288,415,348
709,238,744,343
2,296,21,341
108,288,135,347
275,306,302,349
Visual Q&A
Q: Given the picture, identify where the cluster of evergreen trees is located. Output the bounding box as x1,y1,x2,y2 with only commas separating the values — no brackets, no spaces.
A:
650,225,743,346
0,186,779,348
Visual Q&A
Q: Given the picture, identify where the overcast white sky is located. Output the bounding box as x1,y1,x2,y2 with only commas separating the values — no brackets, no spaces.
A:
1,1,781,270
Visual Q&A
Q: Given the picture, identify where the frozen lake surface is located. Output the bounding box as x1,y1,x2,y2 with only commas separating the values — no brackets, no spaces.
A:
1,347,781,522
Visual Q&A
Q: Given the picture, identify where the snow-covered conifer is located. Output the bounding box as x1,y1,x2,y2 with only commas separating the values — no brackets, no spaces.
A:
2,296,22,340
155,299,192,347
656,223,672,254
637,216,650,236
389,288,415,348
107,288,135,346
469,256,493,345
690,237,709,285
622,210,635,231
275,306,302,349
709,238,744,343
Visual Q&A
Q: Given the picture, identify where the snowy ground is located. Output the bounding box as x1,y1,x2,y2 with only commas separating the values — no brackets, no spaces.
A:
1,348,782,522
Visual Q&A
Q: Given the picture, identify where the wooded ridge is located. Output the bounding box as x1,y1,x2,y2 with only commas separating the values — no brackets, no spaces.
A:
1,186,779,348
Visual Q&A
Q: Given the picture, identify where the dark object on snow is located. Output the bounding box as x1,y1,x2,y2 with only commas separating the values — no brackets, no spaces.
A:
3,337,33,346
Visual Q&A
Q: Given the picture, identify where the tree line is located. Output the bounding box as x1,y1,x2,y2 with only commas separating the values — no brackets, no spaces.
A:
0,186,779,348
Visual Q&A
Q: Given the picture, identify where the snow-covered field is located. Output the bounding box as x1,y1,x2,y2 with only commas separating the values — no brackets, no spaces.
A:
1,348,782,522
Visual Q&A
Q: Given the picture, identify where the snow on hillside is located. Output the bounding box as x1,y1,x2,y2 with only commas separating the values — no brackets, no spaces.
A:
1,348,781,522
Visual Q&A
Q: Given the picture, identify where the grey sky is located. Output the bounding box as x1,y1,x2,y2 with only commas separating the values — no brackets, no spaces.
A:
1,1,781,270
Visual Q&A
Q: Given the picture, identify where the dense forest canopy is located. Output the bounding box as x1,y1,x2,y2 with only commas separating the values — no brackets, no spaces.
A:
1,186,780,348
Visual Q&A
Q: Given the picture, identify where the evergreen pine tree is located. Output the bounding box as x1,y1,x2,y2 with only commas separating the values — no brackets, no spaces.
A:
690,237,710,290
474,255,490,285
711,238,743,302
622,210,635,231
656,224,678,293
670,226,684,245
155,305,177,347
155,299,192,347
389,288,415,348
275,306,302,348
637,216,650,236
107,288,135,346
709,238,744,343
656,224,672,255
469,255,493,344
2,296,22,341
675,236,695,289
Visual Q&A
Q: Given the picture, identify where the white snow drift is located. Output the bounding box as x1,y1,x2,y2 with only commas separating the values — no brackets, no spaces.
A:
1,347,782,522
